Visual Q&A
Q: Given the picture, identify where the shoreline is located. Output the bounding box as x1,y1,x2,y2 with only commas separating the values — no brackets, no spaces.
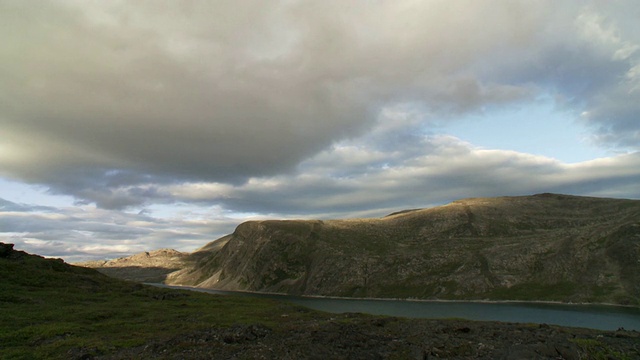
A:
148,283,640,310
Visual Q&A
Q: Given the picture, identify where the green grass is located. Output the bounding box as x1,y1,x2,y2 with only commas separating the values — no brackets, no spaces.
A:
0,252,321,359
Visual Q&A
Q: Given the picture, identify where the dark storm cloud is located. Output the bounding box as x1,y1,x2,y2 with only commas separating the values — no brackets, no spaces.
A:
1,1,377,191
0,1,574,205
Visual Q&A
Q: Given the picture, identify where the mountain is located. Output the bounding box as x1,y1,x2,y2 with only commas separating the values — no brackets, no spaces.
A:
76,248,188,282
83,193,640,305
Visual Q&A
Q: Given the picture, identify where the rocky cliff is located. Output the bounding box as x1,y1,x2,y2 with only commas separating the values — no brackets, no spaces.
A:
83,194,640,305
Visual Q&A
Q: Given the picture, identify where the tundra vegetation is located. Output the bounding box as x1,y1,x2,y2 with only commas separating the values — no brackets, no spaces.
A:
2,243,640,359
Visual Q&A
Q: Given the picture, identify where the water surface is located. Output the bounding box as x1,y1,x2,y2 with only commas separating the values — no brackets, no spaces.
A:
152,284,640,331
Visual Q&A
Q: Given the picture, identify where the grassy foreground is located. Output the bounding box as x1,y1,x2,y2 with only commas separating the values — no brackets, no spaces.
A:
0,247,319,359
2,244,639,359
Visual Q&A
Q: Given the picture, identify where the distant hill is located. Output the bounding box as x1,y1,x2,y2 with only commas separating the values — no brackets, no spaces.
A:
82,194,640,305
76,248,188,282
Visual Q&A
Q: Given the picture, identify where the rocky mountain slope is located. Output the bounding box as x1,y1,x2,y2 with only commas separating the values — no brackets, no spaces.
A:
76,249,188,282
83,193,640,305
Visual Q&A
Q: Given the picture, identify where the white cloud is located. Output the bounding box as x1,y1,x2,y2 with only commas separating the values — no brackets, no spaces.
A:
575,7,639,61
0,199,241,261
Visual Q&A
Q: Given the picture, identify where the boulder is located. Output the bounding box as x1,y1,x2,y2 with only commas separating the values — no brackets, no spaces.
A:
0,242,14,258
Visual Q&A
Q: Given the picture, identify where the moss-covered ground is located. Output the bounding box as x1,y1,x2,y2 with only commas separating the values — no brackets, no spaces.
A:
0,251,318,359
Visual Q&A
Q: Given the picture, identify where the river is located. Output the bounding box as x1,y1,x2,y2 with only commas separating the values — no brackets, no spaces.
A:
151,284,640,331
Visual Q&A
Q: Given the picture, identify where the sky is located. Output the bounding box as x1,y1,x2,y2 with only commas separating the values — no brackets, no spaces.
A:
2,1,640,262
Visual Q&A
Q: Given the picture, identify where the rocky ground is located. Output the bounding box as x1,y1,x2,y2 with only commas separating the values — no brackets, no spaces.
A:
94,314,639,360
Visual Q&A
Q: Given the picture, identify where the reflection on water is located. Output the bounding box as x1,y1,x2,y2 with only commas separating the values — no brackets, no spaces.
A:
152,284,640,331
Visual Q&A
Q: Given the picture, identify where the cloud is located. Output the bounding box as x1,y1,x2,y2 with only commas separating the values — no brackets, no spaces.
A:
0,197,242,262
1,1,377,190
5,1,639,208
97,109,640,218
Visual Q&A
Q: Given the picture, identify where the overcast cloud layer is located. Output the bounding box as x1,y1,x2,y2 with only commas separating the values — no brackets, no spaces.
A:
1,1,640,261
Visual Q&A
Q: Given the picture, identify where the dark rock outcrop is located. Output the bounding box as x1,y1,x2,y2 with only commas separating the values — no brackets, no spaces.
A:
0,242,28,260
0,242,14,257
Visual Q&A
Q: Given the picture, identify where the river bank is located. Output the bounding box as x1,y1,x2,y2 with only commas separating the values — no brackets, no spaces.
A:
151,283,640,331
151,283,640,308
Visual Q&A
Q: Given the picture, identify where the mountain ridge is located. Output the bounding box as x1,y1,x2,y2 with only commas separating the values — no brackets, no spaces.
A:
79,193,640,305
